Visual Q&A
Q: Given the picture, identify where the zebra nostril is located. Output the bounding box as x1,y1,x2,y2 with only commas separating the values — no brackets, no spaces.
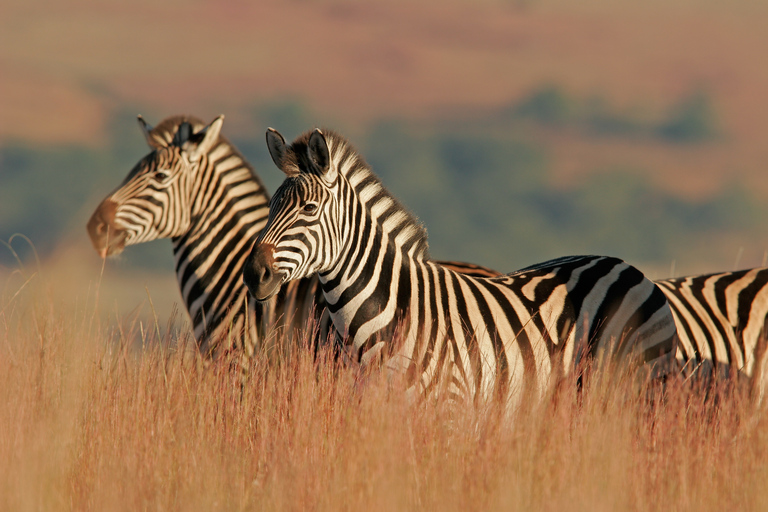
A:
243,243,282,300
259,264,273,285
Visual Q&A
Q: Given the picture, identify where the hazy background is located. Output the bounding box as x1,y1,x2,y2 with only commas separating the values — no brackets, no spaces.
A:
2,0,767,321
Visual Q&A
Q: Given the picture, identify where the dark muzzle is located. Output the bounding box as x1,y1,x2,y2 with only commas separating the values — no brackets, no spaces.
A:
243,243,284,301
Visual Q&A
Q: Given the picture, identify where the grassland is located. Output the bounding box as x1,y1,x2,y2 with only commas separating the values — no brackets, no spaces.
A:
3,259,768,511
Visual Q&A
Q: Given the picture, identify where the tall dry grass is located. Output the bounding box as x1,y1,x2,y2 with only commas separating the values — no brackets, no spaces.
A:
2,268,768,511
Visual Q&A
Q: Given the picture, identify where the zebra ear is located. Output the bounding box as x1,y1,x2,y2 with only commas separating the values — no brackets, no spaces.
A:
137,115,165,149
266,128,289,173
308,129,336,183
186,115,224,160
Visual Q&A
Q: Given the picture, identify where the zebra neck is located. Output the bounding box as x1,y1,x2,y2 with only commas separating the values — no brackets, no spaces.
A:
171,158,271,338
318,221,423,346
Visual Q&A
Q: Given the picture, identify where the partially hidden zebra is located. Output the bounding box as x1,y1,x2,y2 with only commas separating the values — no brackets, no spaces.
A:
243,128,679,407
657,269,768,396
87,115,497,360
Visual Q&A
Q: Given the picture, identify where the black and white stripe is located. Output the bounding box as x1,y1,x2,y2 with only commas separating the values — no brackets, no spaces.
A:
394,261,768,393
244,128,679,406
656,269,768,392
87,115,498,360
380,257,768,392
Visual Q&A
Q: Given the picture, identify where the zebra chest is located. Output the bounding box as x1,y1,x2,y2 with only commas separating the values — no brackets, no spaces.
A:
327,298,398,350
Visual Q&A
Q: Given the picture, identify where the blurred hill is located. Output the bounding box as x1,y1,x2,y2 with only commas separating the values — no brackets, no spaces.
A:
3,0,767,196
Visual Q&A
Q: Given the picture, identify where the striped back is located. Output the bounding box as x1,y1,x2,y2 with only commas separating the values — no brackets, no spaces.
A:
244,128,679,406
87,115,499,359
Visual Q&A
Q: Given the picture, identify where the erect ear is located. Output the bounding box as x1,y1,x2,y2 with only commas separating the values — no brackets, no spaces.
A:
137,115,165,149
186,115,224,160
266,128,290,174
308,129,336,184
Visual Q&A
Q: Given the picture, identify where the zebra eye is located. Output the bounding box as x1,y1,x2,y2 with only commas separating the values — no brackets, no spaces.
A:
302,203,318,214
155,170,171,181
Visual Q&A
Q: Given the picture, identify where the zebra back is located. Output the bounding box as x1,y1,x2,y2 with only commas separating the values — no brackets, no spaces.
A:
403,235,768,396
385,233,768,395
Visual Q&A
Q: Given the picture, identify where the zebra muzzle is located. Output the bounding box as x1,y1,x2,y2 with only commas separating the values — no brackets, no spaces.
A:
243,242,284,301
86,199,128,258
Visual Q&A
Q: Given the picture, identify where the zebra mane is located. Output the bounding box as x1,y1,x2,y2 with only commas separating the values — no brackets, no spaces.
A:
145,115,263,183
149,115,207,147
289,129,431,259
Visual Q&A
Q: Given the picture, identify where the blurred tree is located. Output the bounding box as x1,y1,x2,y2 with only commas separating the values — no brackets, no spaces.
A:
659,90,719,143
252,99,317,141
511,85,573,126
0,144,109,264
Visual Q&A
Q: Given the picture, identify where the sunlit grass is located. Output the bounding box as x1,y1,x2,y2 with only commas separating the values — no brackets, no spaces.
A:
1,269,768,511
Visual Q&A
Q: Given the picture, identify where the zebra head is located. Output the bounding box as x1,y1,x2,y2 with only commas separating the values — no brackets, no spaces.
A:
244,128,344,301
87,115,224,258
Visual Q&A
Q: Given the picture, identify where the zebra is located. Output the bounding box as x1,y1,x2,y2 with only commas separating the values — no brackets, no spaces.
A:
243,127,679,407
656,269,768,396
87,115,497,360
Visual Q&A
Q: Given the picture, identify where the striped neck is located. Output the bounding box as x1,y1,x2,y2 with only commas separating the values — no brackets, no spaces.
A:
326,130,430,261
171,143,271,339
318,174,426,343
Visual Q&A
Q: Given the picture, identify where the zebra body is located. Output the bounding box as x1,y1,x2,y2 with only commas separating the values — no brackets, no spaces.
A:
378,258,768,392
323,214,768,392
243,128,679,406
389,260,768,387
87,115,497,358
